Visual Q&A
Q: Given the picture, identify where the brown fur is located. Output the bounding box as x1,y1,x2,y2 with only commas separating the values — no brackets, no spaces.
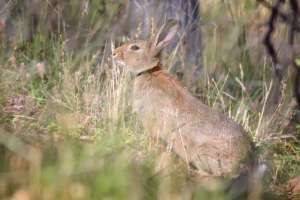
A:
113,21,253,178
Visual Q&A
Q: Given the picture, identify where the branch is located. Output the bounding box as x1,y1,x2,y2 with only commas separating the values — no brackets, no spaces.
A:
257,0,300,31
289,0,300,107
261,0,286,81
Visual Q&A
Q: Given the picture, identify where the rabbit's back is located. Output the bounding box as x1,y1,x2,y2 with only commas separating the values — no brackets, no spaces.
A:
133,71,252,177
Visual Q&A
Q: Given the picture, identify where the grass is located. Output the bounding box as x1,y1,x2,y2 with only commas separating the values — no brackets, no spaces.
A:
0,0,300,199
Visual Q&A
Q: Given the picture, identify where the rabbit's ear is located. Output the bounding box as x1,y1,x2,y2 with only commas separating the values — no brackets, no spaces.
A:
151,20,179,56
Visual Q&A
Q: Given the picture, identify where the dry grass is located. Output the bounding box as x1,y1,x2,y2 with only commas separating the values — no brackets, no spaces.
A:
0,0,299,199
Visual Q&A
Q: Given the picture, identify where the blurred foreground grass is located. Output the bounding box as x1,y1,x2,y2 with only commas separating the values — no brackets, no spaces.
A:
0,0,300,199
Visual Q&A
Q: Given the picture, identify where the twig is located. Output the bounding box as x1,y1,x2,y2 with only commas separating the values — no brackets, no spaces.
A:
264,133,300,143
262,0,285,80
257,0,300,31
289,0,300,106
258,0,300,120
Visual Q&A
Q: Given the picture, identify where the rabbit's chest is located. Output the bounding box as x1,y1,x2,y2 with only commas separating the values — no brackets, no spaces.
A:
133,86,178,123
133,89,167,114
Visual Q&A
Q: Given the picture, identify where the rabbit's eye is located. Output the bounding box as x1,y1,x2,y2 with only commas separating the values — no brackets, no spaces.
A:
130,45,140,51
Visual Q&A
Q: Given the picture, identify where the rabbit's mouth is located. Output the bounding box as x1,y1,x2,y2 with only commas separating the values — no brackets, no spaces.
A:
112,48,126,67
113,58,126,67
112,54,124,66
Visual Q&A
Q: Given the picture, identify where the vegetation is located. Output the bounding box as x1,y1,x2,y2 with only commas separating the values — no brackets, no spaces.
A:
0,0,299,199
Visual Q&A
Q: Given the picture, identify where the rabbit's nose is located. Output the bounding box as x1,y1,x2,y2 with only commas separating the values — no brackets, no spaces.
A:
113,51,124,60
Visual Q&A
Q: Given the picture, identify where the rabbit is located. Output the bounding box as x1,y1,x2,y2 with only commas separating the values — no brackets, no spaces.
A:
113,20,253,179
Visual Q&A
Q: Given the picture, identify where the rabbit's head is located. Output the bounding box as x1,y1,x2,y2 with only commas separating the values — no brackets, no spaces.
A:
113,20,179,75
